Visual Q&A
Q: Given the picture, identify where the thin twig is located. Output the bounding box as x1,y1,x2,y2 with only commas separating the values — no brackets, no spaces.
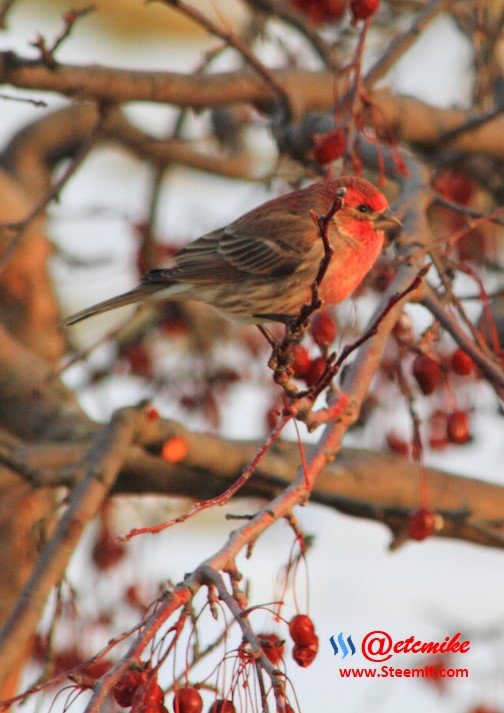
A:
364,0,450,87
158,0,291,119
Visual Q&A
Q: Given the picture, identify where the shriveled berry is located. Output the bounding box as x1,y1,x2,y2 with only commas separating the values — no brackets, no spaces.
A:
304,357,327,387
313,129,346,165
412,354,442,395
132,678,164,709
408,507,436,541
259,633,285,665
292,636,319,667
350,0,379,21
447,410,471,444
113,669,148,708
450,349,475,376
289,615,315,646
173,687,203,713
311,312,337,346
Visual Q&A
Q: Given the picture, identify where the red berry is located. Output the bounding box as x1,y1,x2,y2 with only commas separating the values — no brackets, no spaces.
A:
304,357,327,387
145,406,160,421
92,530,125,571
290,0,347,25
207,701,236,713
447,410,471,444
386,432,409,457
313,129,346,165
173,687,203,713
350,0,379,21
259,633,285,665
412,354,442,395
288,615,315,646
291,345,311,379
292,636,319,667
434,168,474,205
311,312,337,346
132,678,164,709
450,349,475,376
408,507,436,541
121,343,153,378
113,669,148,708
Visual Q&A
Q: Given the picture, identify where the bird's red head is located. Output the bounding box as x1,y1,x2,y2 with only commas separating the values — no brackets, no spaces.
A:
336,176,389,213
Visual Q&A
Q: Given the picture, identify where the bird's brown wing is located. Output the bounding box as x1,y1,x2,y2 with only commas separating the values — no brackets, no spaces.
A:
141,218,306,286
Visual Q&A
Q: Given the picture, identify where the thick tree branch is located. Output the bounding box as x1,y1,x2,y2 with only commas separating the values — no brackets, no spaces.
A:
0,53,502,157
0,407,143,690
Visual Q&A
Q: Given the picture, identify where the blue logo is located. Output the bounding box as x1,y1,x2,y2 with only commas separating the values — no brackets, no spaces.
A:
330,633,356,658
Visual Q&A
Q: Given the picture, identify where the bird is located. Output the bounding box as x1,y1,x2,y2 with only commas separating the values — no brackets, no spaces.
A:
64,176,401,328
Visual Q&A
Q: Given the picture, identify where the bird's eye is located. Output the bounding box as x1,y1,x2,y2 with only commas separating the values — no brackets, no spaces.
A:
357,204,370,213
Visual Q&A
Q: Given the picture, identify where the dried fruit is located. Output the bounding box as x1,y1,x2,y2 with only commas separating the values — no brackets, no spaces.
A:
311,312,337,346
408,507,436,541
259,633,285,665
450,349,474,376
292,636,319,667
173,687,203,713
412,354,442,395
447,410,471,444
113,669,148,708
289,615,315,646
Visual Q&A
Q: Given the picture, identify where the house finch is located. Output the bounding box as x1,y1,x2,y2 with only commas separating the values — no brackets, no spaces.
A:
65,176,401,327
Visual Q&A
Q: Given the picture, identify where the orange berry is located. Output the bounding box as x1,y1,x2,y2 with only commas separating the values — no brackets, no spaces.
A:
161,437,189,463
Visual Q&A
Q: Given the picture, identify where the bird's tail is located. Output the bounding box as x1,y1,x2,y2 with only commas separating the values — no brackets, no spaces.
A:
64,283,163,326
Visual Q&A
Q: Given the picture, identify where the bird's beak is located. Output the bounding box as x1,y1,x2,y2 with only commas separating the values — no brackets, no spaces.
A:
374,209,403,239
